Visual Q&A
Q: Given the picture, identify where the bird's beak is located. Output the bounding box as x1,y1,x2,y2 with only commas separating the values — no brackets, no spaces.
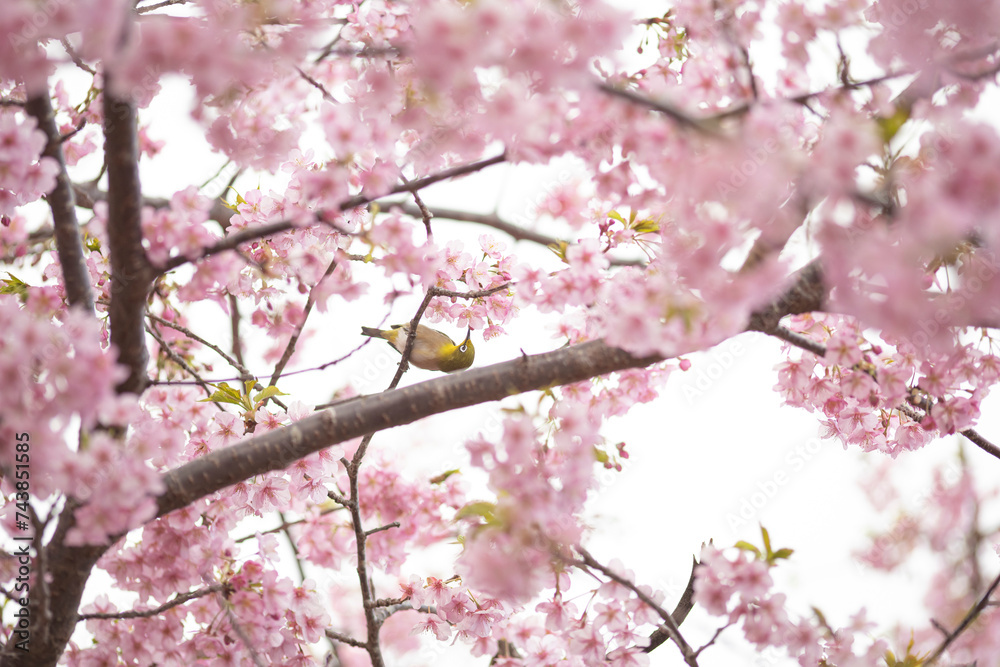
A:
464,327,472,343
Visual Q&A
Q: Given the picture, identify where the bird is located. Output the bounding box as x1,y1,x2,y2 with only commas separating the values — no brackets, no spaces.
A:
360,323,475,372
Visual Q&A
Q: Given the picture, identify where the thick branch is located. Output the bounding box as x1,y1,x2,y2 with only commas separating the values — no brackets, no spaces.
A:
24,88,94,312
9,505,105,667
745,260,826,334
157,259,826,516
104,84,153,394
156,340,663,517
11,260,824,667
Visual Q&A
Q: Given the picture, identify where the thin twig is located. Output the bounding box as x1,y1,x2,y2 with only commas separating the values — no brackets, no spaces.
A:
78,584,226,620
342,434,386,667
925,571,1000,665
387,283,512,389
769,325,1000,462
233,506,343,544
572,546,698,666
269,259,339,387
145,323,217,401
645,555,699,653
338,152,508,211
228,293,246,369
278,511,308,584
325,629,368,649
364,522,400,537
402,177,433,240
146,311,252,381
137,0,192,13
597,81,723,138
60,38,96,74
296,66,337,102
959,428,1000,461
218,590,266,667
159,153,508,273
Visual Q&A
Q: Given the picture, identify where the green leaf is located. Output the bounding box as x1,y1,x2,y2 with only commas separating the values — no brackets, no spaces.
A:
771,548,794,561
877,106,910,143
760,525,772,556
430,469,460,484
221,187,248,211
606,210,626,223
632,219,660,234
455,501,497,523
0,273,29,301
253,385,287,404
85,236,102,252
733,541,761,558
198,382,245,406
548,241,568,262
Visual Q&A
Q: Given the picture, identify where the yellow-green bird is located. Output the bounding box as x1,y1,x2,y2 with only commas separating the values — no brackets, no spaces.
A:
361,324,475,372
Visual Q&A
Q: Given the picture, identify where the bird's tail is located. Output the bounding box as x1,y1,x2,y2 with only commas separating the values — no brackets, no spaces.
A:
360,326,386,339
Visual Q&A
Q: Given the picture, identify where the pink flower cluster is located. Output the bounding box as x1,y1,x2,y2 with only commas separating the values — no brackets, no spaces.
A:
695,544,889,665
403,564,658,666
73,561,329,666
854,460,1000,662
0,297,181,546
425,234,517,338
0,0,129,87
458,406,602,603
0,113,59,216
139,186,218,266
775,313,996,455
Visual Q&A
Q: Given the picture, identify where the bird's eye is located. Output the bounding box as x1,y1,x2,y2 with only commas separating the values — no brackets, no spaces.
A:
460,344,467,352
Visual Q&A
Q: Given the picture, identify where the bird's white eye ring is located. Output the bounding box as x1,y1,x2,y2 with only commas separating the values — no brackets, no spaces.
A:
460,344,467,352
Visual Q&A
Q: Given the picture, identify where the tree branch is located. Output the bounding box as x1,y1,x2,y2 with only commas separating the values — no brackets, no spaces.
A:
24,87,94,312
153,152,508,273
77,584,226,620
925,570,1000,665
338,152,507,210
597,81,723,137
379,201,645,267
9,256,824,667
104,82,153,394
645,556,699,654
388,283,512,389
155,339,663,519
572,546,698,665
268,258,338,387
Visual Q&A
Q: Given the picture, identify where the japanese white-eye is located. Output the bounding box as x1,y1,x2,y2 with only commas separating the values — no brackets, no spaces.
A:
361,324,475,372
